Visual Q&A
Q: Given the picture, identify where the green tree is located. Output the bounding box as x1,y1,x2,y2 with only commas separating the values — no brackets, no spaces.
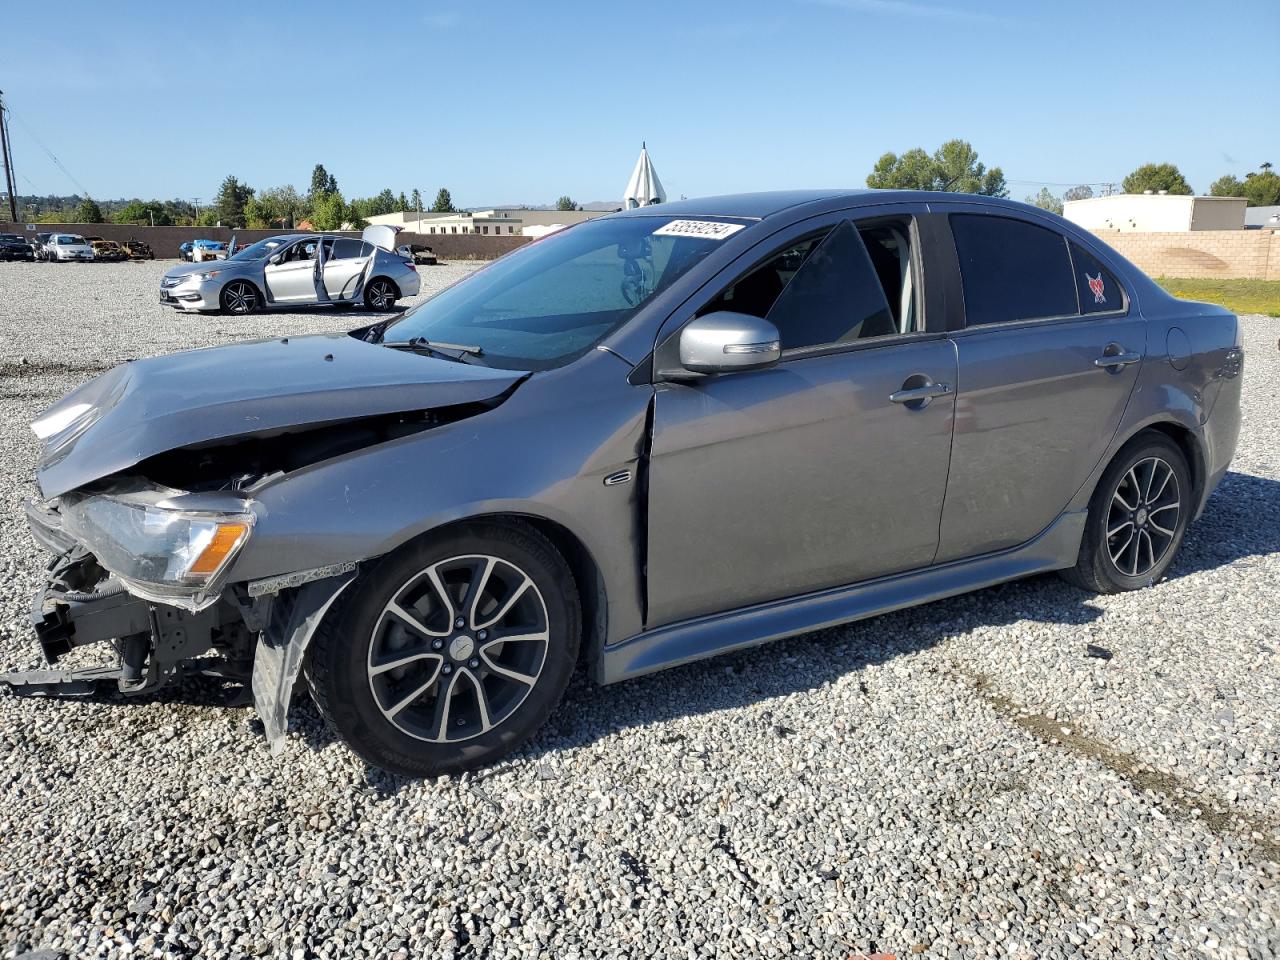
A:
344,201,368,230
1209,174,1245,197
555,195,578,211
257,185,303,227
866,139,1007,196
243,196,273,229
431,188,456,213
310,164,338,199
74,198,104,223
867,147,937,191
397,191,408,212
367,188,397,217
1026,187,1063,215
411,188,423,212
310,191,347,231
113,200,172,226
213,175,254,227
1121,163,1192,195
1063,184,1094,202
1241,165,1280,207
195,207,220,227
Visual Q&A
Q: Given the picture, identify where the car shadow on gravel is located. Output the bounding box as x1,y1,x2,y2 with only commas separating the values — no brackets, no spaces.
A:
21,473,1276,792
303,471,1280,791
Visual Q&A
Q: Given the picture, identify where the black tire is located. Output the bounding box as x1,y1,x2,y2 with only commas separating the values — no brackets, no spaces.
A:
1061,431,1192,594
363,277,397,311
219,280,260,315
305,520,581,776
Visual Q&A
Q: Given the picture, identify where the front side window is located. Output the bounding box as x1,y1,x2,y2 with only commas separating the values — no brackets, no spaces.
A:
950,214,1077,325
385,215,744,369
699,219,905,352
230,238,287,261
1070,242,1122,314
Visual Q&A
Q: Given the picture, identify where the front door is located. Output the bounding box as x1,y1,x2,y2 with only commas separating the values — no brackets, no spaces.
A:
264,237,325,303
645,214,957,628
934,210,1145,562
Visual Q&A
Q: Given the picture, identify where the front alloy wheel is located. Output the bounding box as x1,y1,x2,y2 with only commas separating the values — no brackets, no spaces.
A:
305,521,580,776
220,280,259,315
367,555,550,743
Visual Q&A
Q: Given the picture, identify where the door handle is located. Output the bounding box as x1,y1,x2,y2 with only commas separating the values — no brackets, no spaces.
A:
889,382,953,405
1094,346,1141,369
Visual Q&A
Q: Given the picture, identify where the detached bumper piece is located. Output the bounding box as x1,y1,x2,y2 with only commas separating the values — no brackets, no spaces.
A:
2,551,250,699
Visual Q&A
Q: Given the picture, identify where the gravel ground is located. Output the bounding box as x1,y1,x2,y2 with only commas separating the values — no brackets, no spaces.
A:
0,262,1277,960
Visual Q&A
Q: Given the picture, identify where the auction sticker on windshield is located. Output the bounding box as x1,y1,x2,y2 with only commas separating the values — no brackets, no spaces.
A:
652,220,746,240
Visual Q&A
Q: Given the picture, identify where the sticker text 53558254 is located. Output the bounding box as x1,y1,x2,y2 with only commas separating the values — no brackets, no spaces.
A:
652,220,746,241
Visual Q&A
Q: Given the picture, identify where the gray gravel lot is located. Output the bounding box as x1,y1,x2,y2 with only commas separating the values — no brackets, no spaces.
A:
0,261,1277,959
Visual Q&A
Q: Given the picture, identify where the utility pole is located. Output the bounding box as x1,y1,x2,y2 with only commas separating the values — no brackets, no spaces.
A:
0,90,20,223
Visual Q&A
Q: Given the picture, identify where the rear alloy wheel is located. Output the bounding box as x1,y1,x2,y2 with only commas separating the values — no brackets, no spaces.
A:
305,521,580,776
364,278,396,311
1062,432,1191,593
219,280,260,315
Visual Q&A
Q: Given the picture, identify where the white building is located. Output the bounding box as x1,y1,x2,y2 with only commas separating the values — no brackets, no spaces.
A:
365,207,608,237
1063,193,1248,232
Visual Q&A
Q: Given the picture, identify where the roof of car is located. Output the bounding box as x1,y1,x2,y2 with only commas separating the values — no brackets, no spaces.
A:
607,189,1046,221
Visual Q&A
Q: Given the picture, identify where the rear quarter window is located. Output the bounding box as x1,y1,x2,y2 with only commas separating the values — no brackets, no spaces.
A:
950,214,1078,326
1069,242,1123,314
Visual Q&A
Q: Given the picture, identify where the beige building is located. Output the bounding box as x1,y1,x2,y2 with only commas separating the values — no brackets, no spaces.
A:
1063,193,1247,233
365,207,609,237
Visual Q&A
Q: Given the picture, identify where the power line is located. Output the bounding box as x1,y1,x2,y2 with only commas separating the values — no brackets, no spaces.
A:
5,101,94,200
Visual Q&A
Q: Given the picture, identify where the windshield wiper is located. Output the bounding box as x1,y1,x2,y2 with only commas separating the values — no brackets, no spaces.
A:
382,337,486,363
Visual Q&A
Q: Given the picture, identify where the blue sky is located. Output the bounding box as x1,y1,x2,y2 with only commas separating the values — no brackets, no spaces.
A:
4,0,1277,207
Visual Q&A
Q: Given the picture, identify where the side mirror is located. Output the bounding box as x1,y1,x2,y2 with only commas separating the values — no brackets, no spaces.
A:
268,253,282,265
678,311,781,375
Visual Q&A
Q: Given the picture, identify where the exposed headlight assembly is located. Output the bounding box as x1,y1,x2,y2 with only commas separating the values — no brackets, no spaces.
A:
60,484,254,611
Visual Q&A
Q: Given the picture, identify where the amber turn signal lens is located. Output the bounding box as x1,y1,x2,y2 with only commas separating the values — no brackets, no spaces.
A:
189,523,250,576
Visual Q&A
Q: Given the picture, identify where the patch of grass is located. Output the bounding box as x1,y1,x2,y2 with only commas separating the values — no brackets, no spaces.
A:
1155,277,1280,317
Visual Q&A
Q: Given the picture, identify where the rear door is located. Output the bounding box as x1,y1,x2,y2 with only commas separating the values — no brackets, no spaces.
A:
934,207,1145,562
645,207,958,627
323,238,372,300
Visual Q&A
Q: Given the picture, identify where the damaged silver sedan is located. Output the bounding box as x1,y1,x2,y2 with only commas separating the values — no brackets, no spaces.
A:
4,191,1242,776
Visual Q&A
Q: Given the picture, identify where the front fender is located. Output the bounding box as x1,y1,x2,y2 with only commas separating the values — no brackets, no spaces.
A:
226,357,652,645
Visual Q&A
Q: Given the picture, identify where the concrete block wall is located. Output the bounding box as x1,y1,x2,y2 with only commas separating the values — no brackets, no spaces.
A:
1091,228,1280,281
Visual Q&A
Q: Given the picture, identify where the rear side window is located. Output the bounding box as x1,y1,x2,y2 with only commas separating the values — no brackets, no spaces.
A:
330,238,362,259
1070,242,1122,314
950,214,1078,325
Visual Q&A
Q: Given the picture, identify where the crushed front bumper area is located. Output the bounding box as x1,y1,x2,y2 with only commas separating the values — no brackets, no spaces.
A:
9,550,251,698
3,541,357,754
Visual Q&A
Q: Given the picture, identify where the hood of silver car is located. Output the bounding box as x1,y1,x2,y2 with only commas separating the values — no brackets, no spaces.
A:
162,260,245,280
33,334,527,499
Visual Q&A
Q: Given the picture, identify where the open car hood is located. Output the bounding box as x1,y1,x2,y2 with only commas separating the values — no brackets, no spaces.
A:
34,334,526,499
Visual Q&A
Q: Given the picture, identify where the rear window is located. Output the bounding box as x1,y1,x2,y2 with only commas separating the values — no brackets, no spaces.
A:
1069,242,1122,314
950,214,1078,325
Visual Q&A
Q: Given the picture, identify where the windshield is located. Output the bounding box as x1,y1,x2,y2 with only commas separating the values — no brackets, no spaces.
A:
383,215,745,370
57,236,85,245
229,237,288,261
